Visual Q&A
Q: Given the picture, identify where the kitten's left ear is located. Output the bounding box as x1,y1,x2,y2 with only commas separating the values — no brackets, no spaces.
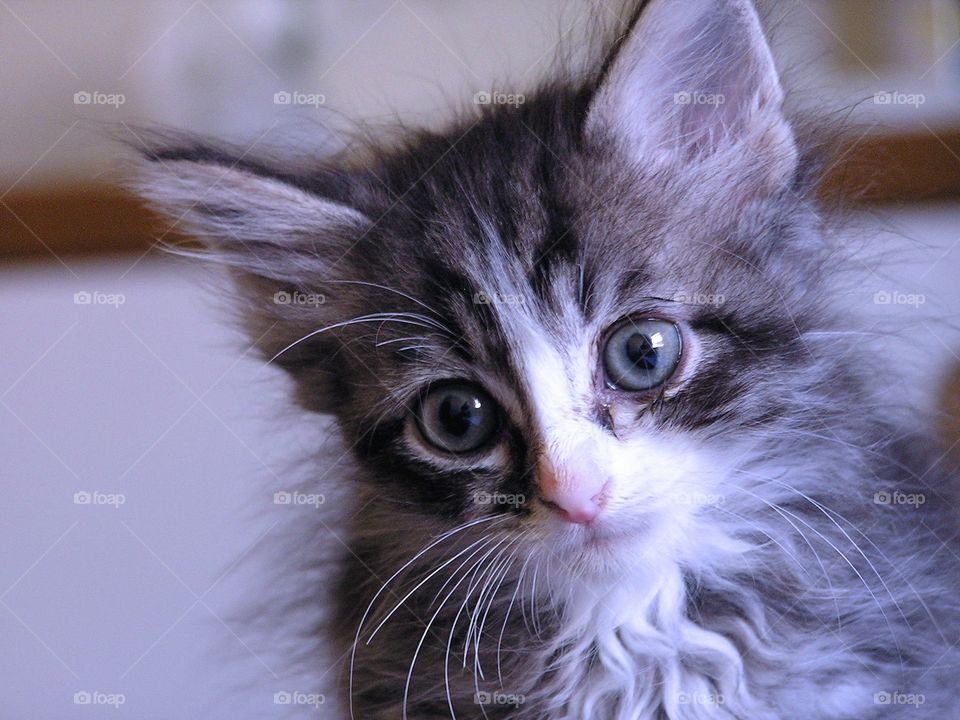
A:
586,0,796,191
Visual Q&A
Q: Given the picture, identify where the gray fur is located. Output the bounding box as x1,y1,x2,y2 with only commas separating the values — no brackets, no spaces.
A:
132,0,960,717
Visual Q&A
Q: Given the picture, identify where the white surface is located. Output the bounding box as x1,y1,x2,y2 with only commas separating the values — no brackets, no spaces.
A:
0,208,958,718
0,257,337,719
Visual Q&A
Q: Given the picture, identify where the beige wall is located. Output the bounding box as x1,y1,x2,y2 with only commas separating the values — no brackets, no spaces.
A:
1,0,957,190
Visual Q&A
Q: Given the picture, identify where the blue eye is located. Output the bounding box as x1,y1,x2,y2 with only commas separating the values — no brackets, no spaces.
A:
603,318,682,392
417,383,499,453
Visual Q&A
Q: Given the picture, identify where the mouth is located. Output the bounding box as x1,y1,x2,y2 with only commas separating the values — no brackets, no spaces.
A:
575,519,651,551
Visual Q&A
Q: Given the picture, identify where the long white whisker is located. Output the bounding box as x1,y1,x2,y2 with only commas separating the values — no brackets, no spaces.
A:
367,527,505,643
734,471,904,663
498,548,534,686
471,542,521,691
444,534,513,718
768,475,947,646
270,313,441,363
724,485,842,630
465,535,522,672
348,514,502,720
323,279,449,324
405,544,498,720
529,555,544,639
763,475,912,626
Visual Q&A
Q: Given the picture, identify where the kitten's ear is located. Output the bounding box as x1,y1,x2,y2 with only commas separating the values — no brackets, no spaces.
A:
586,0,796,189
132,135,372,412
132,139,369,285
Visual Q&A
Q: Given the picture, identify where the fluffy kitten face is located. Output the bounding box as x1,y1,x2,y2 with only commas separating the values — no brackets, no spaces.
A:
137,0,824,587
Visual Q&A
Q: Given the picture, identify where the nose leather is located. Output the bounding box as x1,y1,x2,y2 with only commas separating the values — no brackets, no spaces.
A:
536,456,607,524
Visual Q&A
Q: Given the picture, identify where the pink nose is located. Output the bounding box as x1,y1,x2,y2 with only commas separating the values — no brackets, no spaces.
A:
536,460,606,525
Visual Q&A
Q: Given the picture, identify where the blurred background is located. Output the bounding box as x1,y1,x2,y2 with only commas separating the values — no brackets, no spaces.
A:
1,1,959,717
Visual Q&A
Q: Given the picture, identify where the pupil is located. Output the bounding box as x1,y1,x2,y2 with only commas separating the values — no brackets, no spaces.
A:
626,333,658,370
438,395,479,437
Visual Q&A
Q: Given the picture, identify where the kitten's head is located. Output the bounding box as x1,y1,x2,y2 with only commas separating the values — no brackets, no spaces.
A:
137,0,841,583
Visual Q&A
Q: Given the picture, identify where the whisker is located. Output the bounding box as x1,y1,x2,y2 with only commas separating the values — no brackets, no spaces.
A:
498,547,534,686
464,534,522,671
270,312,442,364
724,485,843,631
405,541,501,720
323,279,449,325
733,469,906,666
444,534,513,718
348,514,503,720
367,528,504,644
471,542,521,694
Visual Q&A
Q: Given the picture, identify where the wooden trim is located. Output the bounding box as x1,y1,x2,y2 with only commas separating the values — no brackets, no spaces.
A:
0,185,182,262
1,130,959,262
818,129,960,204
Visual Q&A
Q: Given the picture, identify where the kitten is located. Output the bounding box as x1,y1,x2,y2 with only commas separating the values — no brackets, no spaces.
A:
134,0,960,717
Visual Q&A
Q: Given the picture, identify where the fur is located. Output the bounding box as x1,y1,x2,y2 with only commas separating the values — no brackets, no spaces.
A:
131,0,960,717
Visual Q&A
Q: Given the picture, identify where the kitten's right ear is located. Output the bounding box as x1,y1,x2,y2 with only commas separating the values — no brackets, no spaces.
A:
131,134,373,410
132,135,370,286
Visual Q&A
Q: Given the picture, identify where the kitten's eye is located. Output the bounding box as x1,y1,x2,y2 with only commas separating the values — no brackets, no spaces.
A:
416,383,499,453
603,318,682,392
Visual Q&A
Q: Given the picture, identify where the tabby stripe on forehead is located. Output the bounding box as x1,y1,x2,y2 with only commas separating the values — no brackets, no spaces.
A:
415,253,525,389
528,176,579,308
